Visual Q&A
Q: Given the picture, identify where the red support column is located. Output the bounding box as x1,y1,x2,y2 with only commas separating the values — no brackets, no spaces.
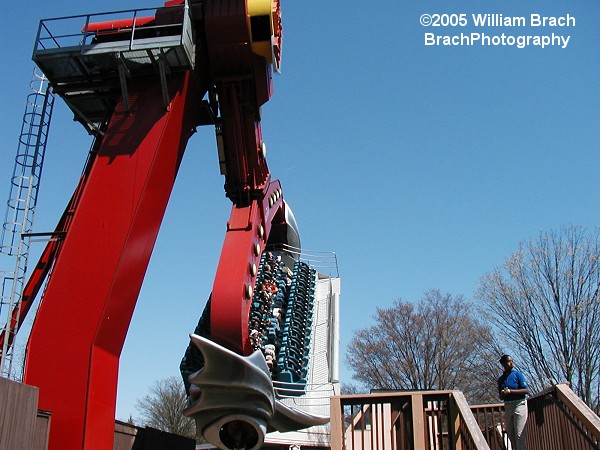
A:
24,72,205,450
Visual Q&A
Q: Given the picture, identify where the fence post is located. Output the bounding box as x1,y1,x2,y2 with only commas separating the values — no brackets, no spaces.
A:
411,393,426,449
450,395,462,450
330,395,344,450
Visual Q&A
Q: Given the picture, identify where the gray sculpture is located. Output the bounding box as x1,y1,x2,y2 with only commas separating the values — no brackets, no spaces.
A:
183,334,329,449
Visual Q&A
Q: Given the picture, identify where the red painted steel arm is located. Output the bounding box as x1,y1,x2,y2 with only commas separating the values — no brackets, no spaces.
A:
210,180,285,354
0,148,98,352
24,71,210,450
204,0,281,205
203,0,287,354
22,1,285,448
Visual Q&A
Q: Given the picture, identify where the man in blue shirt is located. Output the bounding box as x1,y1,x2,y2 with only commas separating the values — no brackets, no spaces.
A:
498,354,530,450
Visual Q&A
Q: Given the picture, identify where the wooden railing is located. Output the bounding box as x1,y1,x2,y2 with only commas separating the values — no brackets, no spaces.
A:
470,403,505,450
471,383,600,450
525,383,600,450
330,384,600,450
330,390,491,450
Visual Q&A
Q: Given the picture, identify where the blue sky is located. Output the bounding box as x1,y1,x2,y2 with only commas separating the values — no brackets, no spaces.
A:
1,0,599,421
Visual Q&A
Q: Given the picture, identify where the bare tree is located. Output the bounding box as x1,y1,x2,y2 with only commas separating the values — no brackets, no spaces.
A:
135,376,196,438
346,290,499,404
340,383,368,395
476,226,600,411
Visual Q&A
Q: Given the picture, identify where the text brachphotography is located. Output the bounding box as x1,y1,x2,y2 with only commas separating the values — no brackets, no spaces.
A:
424,32,570,49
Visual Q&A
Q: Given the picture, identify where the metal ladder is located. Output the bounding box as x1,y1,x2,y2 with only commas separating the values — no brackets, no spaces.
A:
0,69,54,379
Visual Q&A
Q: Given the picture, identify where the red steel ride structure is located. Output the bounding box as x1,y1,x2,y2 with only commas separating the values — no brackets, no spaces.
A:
14,0,320,448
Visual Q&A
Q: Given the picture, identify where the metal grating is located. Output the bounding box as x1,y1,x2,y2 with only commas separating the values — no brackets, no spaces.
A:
31,1,195,134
